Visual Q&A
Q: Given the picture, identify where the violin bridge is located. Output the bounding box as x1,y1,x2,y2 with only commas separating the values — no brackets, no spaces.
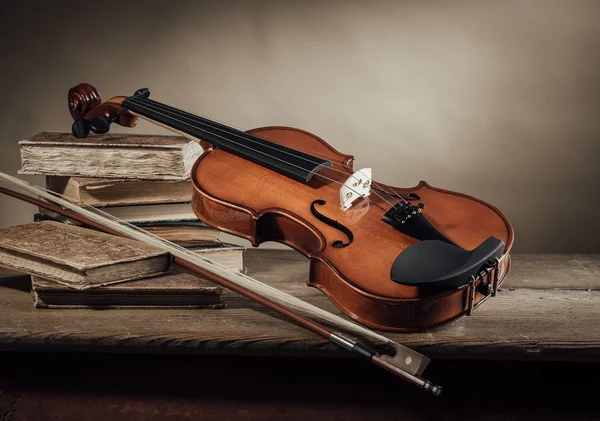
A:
340,169,371,211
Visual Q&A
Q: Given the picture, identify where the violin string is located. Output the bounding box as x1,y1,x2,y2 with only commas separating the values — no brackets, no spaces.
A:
249,144,411,201
128,97,406,216
132,96,412,206
127,98,407,220
125,96,405,215
129,96,396,201
0,172,405,349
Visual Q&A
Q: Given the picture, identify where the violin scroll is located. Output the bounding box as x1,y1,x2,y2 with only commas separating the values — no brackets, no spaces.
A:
68,83,101,120
68,83,139,138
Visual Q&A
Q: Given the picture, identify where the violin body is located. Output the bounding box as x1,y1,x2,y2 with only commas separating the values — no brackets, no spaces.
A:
67,83,514,332
191,126,513,331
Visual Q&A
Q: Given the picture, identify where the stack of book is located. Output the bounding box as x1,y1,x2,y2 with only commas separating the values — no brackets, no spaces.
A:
40,176,220,247
14,132,246,308
0,221,224,309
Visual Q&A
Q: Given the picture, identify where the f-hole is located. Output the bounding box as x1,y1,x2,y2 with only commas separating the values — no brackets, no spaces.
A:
310,200,354,248
404,193,421,201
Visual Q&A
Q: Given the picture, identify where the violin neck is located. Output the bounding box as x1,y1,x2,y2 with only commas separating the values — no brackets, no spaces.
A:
120,95,332,183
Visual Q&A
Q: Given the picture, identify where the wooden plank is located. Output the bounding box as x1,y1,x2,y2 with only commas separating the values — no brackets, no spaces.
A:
239,250,600,290
0,251,598,361
502,253,600,290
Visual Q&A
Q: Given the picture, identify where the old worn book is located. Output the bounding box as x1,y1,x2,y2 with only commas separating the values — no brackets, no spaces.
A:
19,132,203,180
0,267,23,278
33,214,222,247
46,176,193,207
97,203,198,223
189,243,246,272
0,221,171,289
30,269,225,309
39,203,199,224
140,221,222,247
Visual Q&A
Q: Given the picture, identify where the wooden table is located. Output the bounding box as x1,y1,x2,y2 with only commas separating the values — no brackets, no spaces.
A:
1,251,599,420
1,250,599,360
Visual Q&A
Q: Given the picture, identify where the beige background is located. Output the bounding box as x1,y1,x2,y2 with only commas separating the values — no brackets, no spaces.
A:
0,0,598,252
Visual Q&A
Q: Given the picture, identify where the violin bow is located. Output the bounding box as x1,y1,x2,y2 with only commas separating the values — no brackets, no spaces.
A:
0,172,441,395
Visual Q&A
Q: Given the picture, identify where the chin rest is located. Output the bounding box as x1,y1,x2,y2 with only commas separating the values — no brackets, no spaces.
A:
391,237,505,288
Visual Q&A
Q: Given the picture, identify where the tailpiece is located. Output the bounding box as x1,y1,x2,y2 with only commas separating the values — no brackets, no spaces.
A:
0,172,441,396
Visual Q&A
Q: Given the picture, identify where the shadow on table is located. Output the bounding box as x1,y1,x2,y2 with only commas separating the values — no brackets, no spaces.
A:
0,274,30,293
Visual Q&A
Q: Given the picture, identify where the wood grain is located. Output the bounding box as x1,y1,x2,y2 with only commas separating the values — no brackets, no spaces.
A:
0,250,598,361
502,253,600,289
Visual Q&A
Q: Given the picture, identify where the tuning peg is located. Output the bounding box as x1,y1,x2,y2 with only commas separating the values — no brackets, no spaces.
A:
89,114,119,134
134,88,151,98
71,119,91,138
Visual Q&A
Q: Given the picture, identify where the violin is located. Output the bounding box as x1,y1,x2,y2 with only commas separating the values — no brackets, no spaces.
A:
68,83,514,332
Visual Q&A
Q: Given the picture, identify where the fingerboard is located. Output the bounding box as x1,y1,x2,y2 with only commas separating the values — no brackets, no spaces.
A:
121,95,332,183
